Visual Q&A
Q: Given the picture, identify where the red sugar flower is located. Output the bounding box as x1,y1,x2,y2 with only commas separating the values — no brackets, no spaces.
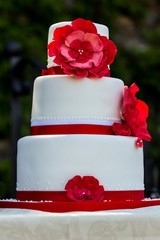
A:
113,83,151,147
48,18,117,78
112,122,131,136
65,175,104,202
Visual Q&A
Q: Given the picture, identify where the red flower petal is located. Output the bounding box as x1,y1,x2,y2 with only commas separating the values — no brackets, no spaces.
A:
135,128,151,141
65,30,85,47
83,176,99,187
72,18,97,33
75,68,89,77
81,41,93,52
112,122,131,136
100,36,117,65
70,51,103,69
89,64,110,78
69,61,91,69
47,41,57,57
67,189,85,202
76,54,91,64
121,83,151,142
137,100,149,122
65,176,104,202
96,189,105,201
53,25,73,41
84,33,103,52
89,57,108,76
68,49,79,59
130,83,139,96
60,44,75,61
70,39,81,50
80,50,93,61
65,175,81,190
92,52,104,67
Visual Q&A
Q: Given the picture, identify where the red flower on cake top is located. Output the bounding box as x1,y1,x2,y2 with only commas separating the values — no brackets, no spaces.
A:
112,83,151,147
65,175,104,202
48,18,117,78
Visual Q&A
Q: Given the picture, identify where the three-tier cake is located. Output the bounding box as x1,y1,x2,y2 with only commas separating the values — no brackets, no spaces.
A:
1,19,156,212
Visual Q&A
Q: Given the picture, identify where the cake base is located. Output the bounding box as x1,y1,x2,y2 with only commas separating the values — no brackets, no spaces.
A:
0,199,160,213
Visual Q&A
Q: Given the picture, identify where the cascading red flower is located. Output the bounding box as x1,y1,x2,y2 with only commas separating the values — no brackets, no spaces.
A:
65,175,104,202
112,83,151,147
48,18,117,78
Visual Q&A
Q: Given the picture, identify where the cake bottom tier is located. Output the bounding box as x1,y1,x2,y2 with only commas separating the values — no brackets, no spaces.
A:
17,134,144,201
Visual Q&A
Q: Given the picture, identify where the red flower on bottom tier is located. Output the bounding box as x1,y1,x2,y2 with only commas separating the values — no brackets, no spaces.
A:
65,175,104,202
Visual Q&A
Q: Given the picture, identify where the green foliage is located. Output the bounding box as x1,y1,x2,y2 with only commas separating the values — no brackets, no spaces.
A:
0,160,12,198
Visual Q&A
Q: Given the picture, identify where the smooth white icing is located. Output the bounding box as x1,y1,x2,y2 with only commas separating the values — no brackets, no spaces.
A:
47,21,109,68
31,76,124,124
17,135,144,191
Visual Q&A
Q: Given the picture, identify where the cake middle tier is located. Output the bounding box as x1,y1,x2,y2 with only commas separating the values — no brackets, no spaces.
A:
17,134,144,194
31,76,124,125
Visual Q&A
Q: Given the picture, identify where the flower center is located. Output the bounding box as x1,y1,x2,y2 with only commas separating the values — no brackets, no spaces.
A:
78,49,84,55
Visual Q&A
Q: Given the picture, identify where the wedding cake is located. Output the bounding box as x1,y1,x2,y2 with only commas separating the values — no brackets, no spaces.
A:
16,18,151,204
1,18,155,212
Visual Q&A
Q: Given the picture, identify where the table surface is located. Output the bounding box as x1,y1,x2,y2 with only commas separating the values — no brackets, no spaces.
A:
0,206,160,240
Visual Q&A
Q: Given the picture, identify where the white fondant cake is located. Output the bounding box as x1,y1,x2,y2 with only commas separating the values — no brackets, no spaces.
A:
31,76,124,124
16,19,150,203
17,135,143,192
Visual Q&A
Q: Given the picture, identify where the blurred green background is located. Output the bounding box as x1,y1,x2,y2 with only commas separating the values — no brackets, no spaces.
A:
0,0,160,198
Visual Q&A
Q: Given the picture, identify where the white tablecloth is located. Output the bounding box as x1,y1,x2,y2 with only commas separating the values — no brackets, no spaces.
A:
0,206,160,240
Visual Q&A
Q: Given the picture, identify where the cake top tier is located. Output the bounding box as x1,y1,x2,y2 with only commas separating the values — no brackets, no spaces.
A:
47,20,109,69
47,18,117,78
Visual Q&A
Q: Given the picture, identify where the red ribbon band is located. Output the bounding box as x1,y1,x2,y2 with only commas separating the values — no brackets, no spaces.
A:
2,197,160,213
16,190,144,202
30,124,115,135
